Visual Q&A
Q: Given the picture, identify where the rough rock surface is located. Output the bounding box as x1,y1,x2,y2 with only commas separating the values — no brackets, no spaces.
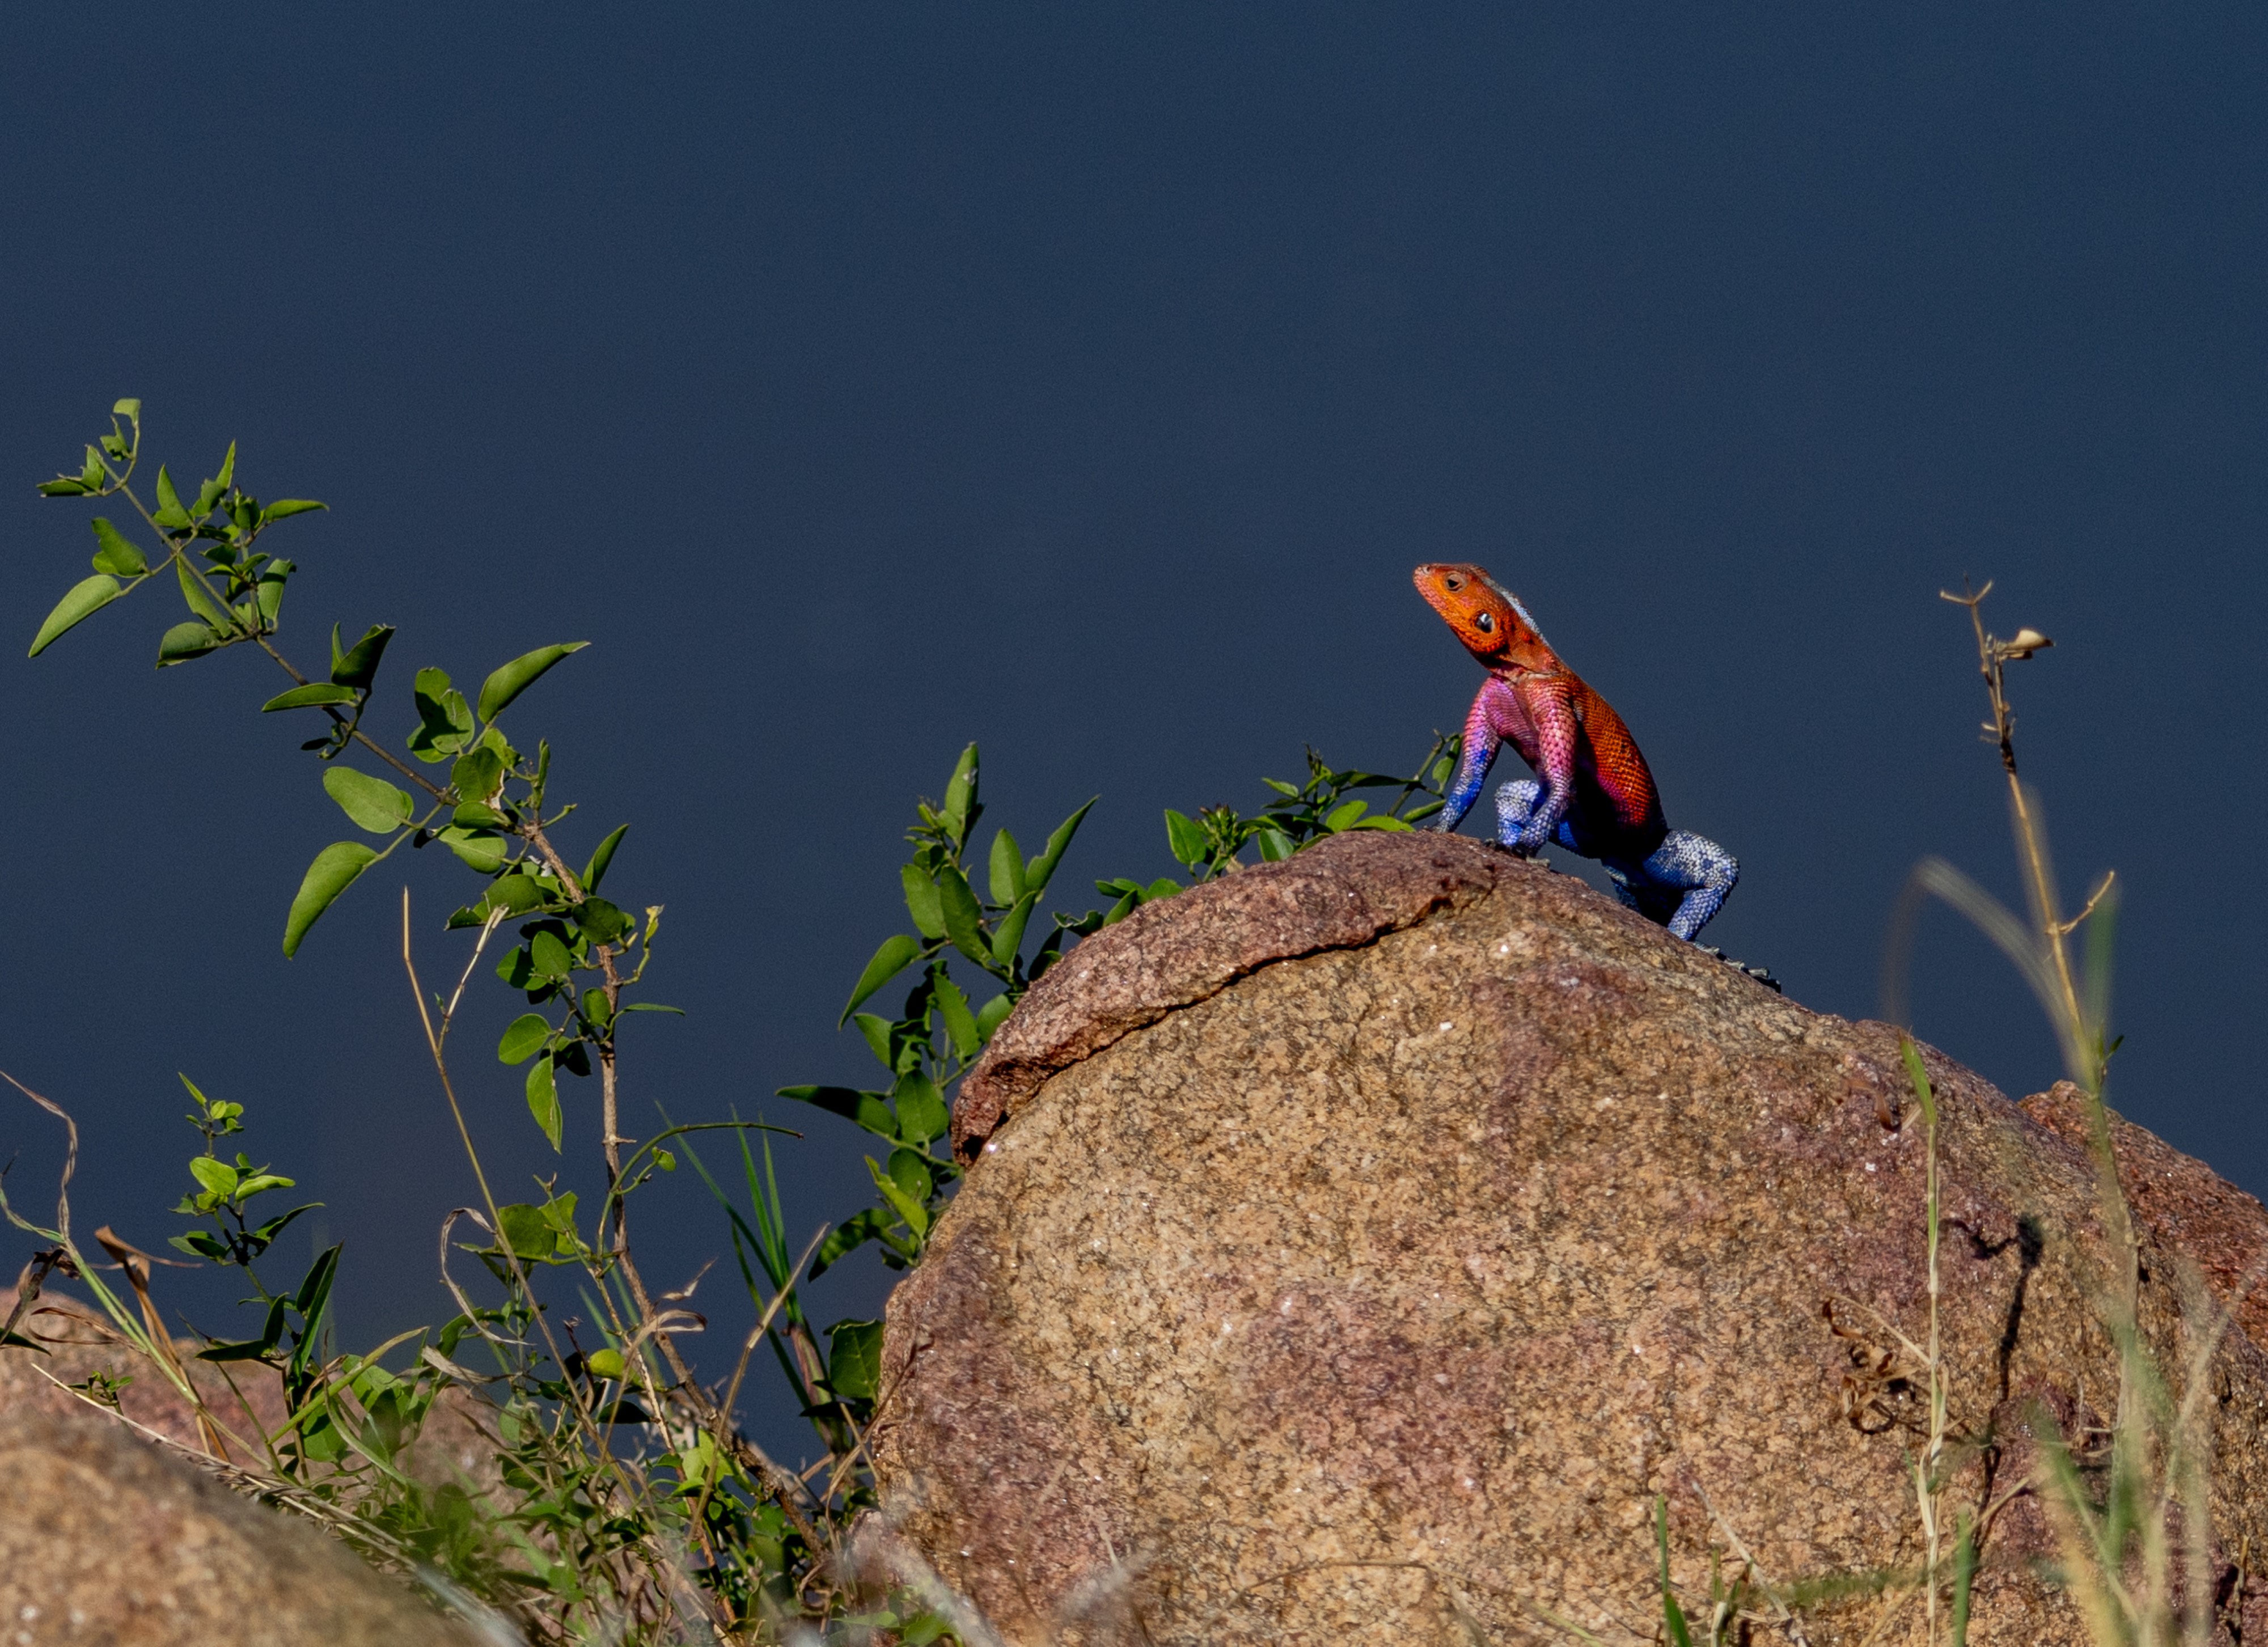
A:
0,1299,498,1492
0,1297,283,1450
872,830,2268,1645
0,1401,484,1646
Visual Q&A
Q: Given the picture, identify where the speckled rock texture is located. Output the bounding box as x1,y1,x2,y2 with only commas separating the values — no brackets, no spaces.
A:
0,1299,500,1496
871,830,2268,1645
0,1402,484,1646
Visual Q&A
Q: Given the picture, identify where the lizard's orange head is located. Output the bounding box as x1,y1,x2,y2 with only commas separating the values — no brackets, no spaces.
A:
1412,563,1547,665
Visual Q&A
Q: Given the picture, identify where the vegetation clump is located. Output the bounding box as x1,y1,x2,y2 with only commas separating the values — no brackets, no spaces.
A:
5,400,1457,1643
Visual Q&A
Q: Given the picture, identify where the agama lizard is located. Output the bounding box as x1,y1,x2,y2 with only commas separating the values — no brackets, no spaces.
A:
1414,563,1739,943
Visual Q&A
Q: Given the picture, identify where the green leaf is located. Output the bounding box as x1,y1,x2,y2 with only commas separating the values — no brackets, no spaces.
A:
261,681,357,712
900,863,946,941
530,928,574,978
840,934,921,1024
197,1337,274,1363
294,1247,341,1323
887,1146,933,1203
498,1013,551,1065
1025,797,1096,896
526,1059,562,1151
1657,1497,1694,1647
36,479,91,497
810,1209,891,1278
933,972,980,1059
438,827,506,874
936,865,992,970
482,872,551,917
867,1155,930,1238
990,890,1038,968
1164,808,1208,869
894,1073,949,1144
321,768,413,833
259,499,327,523
88,517,146,576
28,574,120,657
247,1204,315,1247
283,842,376,956
1255,827,1296,861
189,1156,239,1199
154,621,220,667
938,743,980,846
152,465,190,527
825,1319,883,1400
175,557,231,629
407,667,474,763
497,1201,555,1259
853,1012,895,1068
576,896,631,945
477,642,589,722
1348,814,1412,831
1324,799,1369,832
1901,1036,1937,1131
213,440,234,495
112,397,141,422
450,747,505,805
975,992,1015,1043
582,823,628,892
329,623,395,689
778,1085,898,1141
988,827,1025,905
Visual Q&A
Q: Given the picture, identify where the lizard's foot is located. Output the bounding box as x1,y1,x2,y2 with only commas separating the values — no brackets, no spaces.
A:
1493,779,1579,858
1697,945,1783,993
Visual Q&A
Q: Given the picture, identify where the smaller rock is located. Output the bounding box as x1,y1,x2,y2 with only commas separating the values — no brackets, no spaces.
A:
0,1402,488,1647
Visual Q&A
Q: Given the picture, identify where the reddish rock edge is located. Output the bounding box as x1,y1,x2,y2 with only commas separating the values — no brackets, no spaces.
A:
951,830,1522,1157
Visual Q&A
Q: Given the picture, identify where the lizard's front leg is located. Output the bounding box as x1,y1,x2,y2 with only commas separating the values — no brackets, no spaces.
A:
1434,691,1502,833
1624,829,1740,942
1498,675,1578,857
1493,780,1580,854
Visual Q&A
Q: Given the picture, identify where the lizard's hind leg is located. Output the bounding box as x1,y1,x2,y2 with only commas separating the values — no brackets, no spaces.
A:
1628,830,1739,942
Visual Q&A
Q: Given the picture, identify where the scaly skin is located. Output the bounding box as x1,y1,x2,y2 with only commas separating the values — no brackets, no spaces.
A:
1413,563,1738,942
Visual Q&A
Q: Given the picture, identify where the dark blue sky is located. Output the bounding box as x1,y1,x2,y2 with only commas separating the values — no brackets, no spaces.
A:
5,5,2265,1464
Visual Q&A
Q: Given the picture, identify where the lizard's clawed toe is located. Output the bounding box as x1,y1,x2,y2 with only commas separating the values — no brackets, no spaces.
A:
1696,946,1783,993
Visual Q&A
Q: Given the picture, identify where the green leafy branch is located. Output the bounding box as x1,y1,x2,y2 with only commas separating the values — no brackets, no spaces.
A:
1155,735,1457,886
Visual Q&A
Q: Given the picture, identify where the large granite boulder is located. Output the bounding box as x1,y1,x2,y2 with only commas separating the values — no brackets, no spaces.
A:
871,830,2268,1645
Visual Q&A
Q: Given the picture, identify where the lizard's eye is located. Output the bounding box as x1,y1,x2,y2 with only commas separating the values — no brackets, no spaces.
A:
1444,574,1464,591
1474,611,1494,633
